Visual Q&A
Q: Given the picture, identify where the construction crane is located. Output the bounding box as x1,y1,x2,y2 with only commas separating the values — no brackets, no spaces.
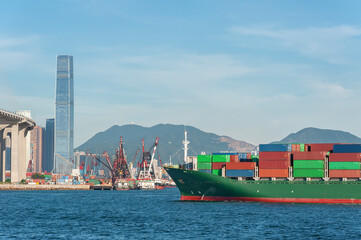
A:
137,137,159,179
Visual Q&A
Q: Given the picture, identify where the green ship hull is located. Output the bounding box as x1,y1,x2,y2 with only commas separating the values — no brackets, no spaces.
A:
164,167,361,203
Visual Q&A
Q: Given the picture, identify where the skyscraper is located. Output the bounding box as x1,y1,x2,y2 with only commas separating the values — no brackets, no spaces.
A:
30,126,44,173
55,55,74,174
43,118,55,173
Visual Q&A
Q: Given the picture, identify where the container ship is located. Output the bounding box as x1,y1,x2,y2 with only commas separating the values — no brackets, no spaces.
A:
165,143,361,203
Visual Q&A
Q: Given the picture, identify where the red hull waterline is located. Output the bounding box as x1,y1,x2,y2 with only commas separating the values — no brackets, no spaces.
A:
181,195,361,204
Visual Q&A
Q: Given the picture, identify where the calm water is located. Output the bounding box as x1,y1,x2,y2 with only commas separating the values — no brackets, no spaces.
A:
1,188,361,239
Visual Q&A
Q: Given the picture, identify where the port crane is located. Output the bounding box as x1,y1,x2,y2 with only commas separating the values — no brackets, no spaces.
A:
137,137,159,179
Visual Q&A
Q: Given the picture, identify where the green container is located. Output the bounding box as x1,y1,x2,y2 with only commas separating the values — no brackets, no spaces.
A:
294,169,324,178
329,162,360,170
89,179,101,185
293,160,324,169
197,155,212,163
212,169,222,176
197,162,212,170
300,144,305,152
44,175,52,178
212,155,230,163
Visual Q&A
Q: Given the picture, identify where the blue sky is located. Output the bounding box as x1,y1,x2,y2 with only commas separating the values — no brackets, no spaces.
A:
1,0,361,146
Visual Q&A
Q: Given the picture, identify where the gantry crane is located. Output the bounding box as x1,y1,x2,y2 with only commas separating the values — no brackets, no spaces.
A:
137,137,159,179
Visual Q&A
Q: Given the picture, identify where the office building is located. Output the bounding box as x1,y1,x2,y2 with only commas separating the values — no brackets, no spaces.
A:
43,118,55,173
54,55,74,174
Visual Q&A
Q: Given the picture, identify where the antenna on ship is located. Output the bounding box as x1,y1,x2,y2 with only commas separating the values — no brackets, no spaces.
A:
183,126,190,165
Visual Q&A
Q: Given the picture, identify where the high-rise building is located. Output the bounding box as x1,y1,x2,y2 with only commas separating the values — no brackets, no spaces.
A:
30,126,44,173
43,118,55,173
55,55,74,174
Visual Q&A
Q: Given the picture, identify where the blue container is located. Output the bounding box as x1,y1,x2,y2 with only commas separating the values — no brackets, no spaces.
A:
198,169,211,174
239,152,248,159
226,170,254,177
259,144,289,152
333,144,361,153
212,152,238,155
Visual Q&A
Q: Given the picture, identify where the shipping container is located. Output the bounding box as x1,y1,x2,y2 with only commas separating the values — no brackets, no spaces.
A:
259,169,289,178
293,160,324,169
226,169,254,177
212,152,238,155
226,162,256,170
239,152,248,159
197,155,212,163
212,155,230,163
293,151,328,160
300,144,305,152
259,144,290,152
258,160,290,169
197,162,212,169
293,169,324,178
305,143,335,152
333,144,361,153
329,170,361,178
259,152,291,160
198,169,211,174
230,155,239,163
329,153,361,162
212,169,222,176
329,162,360,170
212,162,226,170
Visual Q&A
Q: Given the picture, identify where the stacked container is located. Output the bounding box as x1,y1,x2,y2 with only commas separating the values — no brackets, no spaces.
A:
258,144,290,178
293,151,327,178
212,153,231,176
329,144,361,178
225,162,256,177
197,155,212,174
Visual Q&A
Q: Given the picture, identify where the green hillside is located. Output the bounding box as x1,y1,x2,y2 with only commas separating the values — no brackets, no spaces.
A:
76,124,255,165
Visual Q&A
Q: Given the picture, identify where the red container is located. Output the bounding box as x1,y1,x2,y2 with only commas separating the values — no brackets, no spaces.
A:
292,144,301,152
246,153,252,159
329,170,361,178
230,155,239,163
259,160,290,169
212,162,226,170
259,169,288,178
305,143,335,152
259,152,291,161
26,172,33,177
293,151,328,160
329,153,361,162
226,162,256,170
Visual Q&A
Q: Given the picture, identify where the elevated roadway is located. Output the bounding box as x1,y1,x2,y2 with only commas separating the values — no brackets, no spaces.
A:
0,109,36,182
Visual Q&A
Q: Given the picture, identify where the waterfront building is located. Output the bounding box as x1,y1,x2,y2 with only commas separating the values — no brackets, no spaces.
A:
30,126,45,172
54,55,74,174
43,118,55,173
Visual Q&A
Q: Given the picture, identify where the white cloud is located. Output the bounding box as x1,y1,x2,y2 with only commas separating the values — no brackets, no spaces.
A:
230,25,361,63
311,81,353,98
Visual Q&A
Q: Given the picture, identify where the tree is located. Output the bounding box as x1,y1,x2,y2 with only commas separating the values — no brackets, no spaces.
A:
31,173,45,179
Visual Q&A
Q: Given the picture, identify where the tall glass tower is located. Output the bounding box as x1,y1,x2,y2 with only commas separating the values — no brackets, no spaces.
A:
55,55,74,174
43,118,55,173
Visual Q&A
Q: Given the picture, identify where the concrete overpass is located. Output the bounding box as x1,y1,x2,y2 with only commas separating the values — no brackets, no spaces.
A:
0,109,36,182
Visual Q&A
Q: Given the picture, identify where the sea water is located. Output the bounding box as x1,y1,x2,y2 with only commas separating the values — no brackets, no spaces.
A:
0,188,361,239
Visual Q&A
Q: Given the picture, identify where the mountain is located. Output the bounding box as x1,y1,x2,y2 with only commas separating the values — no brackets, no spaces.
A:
275,127,361,144
76,124,255,164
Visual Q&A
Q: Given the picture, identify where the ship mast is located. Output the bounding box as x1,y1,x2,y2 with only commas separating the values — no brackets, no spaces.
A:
183,129,189,164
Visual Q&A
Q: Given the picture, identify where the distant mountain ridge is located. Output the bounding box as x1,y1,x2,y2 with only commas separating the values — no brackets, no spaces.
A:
275,127,361,144
76,124,255,164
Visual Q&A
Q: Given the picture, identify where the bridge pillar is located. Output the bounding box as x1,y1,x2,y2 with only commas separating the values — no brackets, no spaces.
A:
10,123,29,183
0,129,4,182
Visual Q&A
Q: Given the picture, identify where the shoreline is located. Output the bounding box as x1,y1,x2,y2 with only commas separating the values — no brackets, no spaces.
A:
0,184,90,190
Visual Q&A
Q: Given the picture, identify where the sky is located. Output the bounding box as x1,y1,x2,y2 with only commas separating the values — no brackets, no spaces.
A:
1,0,361,147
